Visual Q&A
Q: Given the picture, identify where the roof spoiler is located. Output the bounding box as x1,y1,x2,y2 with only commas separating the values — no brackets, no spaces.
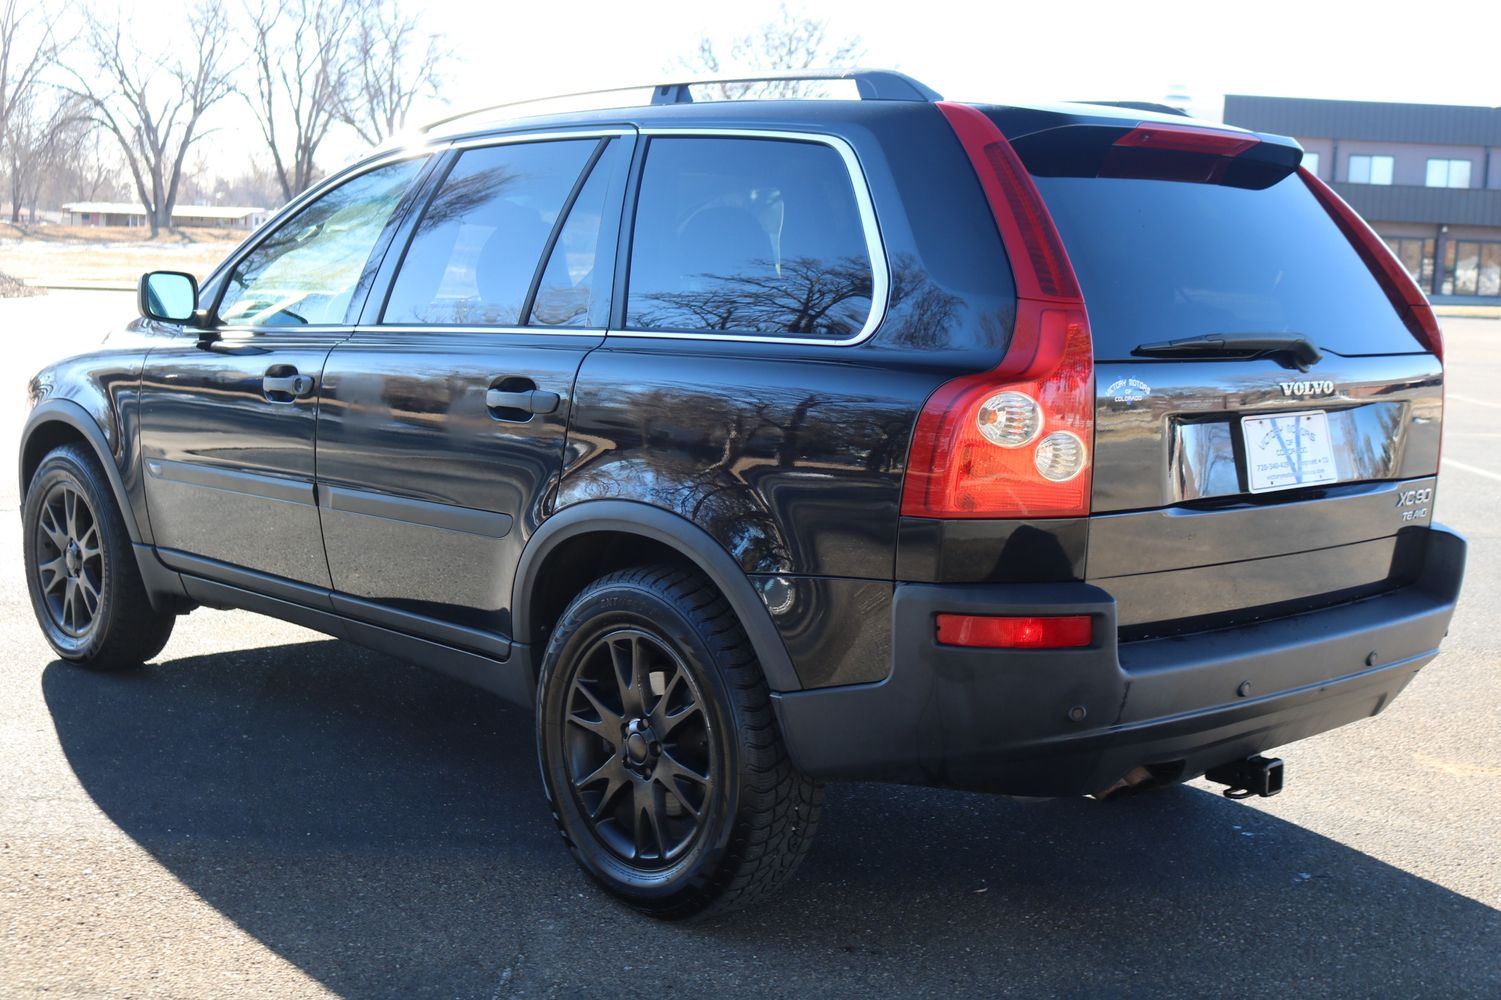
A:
1009,120,1304,190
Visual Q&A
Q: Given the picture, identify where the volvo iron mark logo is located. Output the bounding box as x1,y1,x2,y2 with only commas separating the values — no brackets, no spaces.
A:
1279,379,1336,397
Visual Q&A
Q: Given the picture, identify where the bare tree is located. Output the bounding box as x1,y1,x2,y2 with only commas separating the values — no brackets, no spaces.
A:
6,94,92,223
215,163,283,209
65,0,237,236
674,3,864,99
0,0,59,215
337,0,447,145
67,127,123,202
245,0,356,201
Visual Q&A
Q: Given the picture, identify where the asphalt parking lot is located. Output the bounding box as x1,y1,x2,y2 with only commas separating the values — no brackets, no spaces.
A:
1,291,1497,999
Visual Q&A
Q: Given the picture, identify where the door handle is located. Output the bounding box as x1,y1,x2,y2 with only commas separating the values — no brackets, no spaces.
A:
486,386,560,415
263,372,315,398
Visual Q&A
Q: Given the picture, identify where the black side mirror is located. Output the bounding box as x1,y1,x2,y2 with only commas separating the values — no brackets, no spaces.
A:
137,271,200,324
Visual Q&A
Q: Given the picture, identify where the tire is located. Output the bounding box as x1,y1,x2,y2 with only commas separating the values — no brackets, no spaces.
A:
22,443,175,670
536,564,823,919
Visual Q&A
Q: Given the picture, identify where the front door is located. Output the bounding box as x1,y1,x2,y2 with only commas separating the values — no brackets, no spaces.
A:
314,132,632,641
138,156,430,589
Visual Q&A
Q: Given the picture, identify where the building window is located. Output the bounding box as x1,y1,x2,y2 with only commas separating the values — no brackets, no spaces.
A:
1441,240,1501,297
1383,236,1436,289
1425,158,1472,189
1347,154,1394,185
1302,152,1320,177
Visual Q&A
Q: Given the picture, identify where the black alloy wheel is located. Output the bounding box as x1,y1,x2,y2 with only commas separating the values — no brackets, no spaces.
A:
538,564,823,919
23,444,176,669
561,627,716,867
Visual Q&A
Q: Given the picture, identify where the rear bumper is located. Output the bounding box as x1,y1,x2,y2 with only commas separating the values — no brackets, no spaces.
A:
771,525,1466,796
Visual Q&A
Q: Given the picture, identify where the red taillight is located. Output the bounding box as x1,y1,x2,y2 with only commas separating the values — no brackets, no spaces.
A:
903,302,1093,517
903,104,1093,519
1299,166,1443,362
937,102,1080,302
935,613,1093,649
1113,123,1259,157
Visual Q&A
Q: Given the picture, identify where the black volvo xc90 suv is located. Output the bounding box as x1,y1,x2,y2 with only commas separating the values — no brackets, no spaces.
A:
20,71,1466,917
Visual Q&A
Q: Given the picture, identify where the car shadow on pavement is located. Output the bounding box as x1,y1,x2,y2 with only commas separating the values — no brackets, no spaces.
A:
43,640,1501,999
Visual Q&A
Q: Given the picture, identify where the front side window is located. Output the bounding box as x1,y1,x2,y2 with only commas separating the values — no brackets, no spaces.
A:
624,136,875,339
1347,154,1394,185
217,159,424,326
1425,158,1472,189
382,139,599,326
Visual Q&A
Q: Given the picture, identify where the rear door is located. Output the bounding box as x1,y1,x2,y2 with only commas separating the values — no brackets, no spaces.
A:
313,131,633,645
1015,125,1443,637
139,157,429,589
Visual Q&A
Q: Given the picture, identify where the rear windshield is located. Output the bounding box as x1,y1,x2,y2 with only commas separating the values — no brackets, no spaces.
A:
1031,173,1424,360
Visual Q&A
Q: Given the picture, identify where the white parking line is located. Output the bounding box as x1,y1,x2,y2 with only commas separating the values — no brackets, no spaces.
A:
1442,457,1501,482
1448,394,1500,409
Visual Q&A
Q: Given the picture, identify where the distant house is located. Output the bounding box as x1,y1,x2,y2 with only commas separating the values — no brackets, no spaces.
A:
60,202,269,229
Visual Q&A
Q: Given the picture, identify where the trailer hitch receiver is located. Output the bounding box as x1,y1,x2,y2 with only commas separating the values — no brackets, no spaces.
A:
1206,755,1284,799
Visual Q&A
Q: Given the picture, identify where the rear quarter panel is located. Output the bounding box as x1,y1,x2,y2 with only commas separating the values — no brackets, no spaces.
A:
558,105,1016,687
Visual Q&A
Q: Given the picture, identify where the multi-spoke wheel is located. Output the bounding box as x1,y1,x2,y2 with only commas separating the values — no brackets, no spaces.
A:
23,443,176,669
33,482,105,639
562,628,715,867
538,564,823,919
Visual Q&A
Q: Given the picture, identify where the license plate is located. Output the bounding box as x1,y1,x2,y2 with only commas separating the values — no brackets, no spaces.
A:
1242,410,1339,494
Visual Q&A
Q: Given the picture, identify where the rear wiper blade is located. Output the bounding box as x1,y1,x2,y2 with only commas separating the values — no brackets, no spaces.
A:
1131,333,1324,372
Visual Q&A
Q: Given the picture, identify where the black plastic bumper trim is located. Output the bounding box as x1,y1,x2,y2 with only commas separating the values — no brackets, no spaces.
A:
771,524,1466,796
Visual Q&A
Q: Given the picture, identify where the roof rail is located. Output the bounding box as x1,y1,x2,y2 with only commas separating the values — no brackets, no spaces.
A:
648,68,942,104
415,68,942,135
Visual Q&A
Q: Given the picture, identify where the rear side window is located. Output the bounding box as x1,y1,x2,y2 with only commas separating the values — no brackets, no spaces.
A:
625,136,875,339
383,139,599,327
1032,173,1427,358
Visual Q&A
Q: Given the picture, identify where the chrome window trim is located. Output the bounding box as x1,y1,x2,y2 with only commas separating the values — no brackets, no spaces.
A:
202,134,632,337
207,134,626,299
614,126,889,348
212,325,350,337
352,324,602,337
206,127,888,346
206,325,602,337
